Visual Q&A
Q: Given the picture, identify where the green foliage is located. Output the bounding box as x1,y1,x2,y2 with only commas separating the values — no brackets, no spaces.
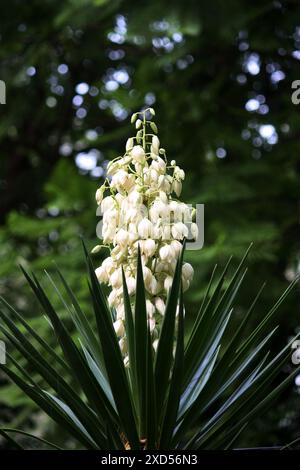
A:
0,246,299,449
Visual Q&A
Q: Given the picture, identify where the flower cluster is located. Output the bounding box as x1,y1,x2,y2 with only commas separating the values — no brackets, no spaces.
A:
94,108,197,358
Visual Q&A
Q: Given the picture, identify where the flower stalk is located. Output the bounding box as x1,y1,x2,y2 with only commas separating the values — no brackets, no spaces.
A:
94,108,198,358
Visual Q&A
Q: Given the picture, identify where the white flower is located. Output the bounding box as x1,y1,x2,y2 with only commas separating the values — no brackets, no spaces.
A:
152,156,166,174
173,180,182,197
95,266,108,283
151,135,160,153
116,304,125,320
115,229,129,246
182,262,194,281
131,145,146,163
154,297,165,316
106,160,120,176
102,257,115,274
126,137,134,152
191,222,199,240
146,300,155,317
159,244,175,261
103,207,118,223
138,218,153,238
128,189,143,205
95,186,105,205
158,175,171,193
143,239,156,257
145,275,159,295
142,266,152,283
111,170,135,192
110,269,122,288
126,276,136,295
169,200,183,221
103,224,116,243
108,289,119,307
148,318,156,332
101,196,115,213
164,276,173,292
149,199,169,223
172,222,189,240
174,166,185,180
182,277,190,292
119,337,127,354
114,319,125,337
158,191,168,204
171,240,182,256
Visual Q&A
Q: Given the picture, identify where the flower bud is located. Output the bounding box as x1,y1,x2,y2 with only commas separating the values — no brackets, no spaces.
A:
135,118,142,129
126,137,134,152
95,186,105,205
107,160,120,176
151,135,160,153
91,245,102,254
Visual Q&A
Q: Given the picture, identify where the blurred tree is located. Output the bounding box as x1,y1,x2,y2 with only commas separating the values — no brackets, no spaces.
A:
0,0,300,447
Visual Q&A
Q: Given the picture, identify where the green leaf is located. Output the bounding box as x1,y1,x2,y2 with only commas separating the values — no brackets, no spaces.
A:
159,290,184,449
0,429,24,449
83,242,140,449
19,267,120,436
134,246,148,439
155,252,183,423
0,312,108,447
0,428,63,450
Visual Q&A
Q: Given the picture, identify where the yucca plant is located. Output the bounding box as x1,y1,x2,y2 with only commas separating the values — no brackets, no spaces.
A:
0,244,299,450
0,108,299,449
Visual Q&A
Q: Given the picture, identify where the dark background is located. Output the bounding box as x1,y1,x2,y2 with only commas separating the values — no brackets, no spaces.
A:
0,0,300,448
